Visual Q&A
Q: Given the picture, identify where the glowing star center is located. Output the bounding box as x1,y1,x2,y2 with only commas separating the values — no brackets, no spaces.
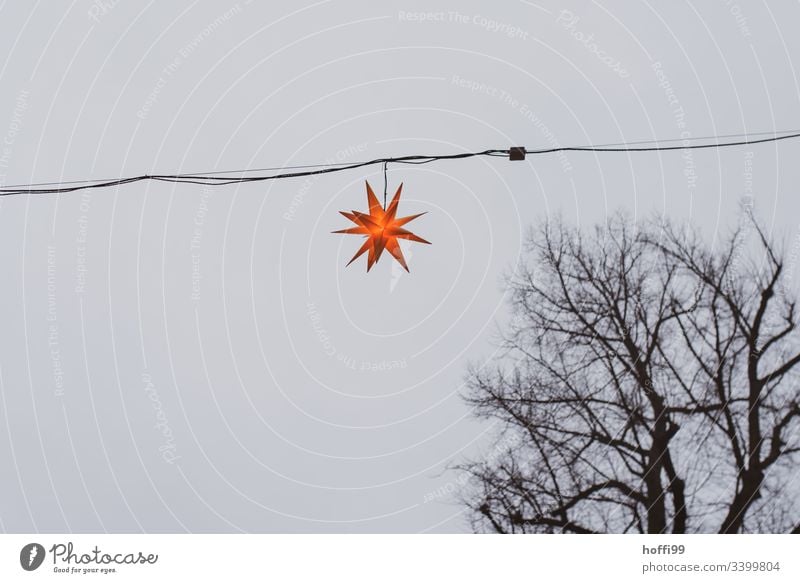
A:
333,181,430,272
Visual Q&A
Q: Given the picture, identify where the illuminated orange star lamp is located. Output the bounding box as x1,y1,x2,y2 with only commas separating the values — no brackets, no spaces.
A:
333,181,430,272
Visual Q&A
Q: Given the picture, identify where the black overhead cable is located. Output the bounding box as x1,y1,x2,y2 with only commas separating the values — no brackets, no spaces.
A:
0,130,798,197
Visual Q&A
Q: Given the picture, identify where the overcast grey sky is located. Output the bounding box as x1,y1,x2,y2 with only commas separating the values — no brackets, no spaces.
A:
0,0,799,533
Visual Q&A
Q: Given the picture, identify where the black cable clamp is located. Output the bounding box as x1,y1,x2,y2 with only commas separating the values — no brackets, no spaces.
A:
509,147,526,161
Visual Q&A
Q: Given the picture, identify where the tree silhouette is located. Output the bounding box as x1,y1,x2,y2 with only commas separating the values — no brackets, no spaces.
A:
460,211,800,533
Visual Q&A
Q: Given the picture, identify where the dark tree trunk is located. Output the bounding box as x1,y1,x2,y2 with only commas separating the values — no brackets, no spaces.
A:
718,469,763,533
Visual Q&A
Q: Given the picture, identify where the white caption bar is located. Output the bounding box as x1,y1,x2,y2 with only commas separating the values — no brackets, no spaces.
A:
1,534,797,582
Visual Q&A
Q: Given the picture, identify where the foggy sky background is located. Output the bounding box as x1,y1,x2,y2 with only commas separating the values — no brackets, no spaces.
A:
0,0,799,533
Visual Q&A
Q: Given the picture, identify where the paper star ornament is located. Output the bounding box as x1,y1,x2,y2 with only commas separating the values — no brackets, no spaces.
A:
333,181,430,272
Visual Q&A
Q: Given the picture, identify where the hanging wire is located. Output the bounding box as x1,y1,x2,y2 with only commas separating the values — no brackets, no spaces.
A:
383,160,389,209
1,129,799,196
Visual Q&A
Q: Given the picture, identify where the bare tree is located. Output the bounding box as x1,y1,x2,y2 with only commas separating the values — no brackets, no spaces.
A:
460,211,800,533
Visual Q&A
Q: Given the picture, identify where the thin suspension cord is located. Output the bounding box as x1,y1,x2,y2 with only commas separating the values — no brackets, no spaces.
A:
1,130,799,197
576,127,800,150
